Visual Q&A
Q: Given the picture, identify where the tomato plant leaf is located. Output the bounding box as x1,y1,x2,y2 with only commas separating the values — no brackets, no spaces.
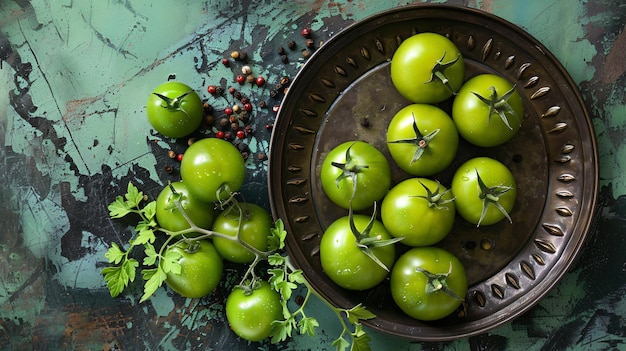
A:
268,219,287,251
344,304,376,325
104,242,126,264
298,316,319,337
161,249,182,275
108,196,131,218
332,336,350,351
143,244,158,266
350,324,372,351
133,226,156,245
125,182,144,209
143,200,157,221
270,316,294,344
268,253,285,266
141,267,167,302
102,266,125,298
275,280,297,300
288,270,305,284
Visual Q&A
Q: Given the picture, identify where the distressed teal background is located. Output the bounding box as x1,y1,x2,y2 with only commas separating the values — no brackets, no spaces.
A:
1,0,624,350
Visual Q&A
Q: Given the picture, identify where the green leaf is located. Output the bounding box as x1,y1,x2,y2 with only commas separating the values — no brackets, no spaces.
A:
140,267,167,302
350,324,372,351
268,268,285,286
270,317,294,344
102,266,125,298
125,182,144,209
268,219,287,251
332,336,350,351
298,316,319,337
161,248,182,275
288,270,305,284
275,280,297,300
268,253,285,266
104,242,126,264
344,304,376,325
132,226,156,245
108,196,131,218
101,258,138,298
143,244,158,266
143,201,157,221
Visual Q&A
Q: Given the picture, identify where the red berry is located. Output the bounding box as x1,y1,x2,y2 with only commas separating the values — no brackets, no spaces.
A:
243,102,253,112
265,124,273,130
222,58,229,66
228,86,236,94
215,131,225,139
301,27,311,38
272,105,281,113
236,75,245,84
236,130,245,139
224,132,232,140
207,85,217,94
255,76,266,87
225,107,233,116
176,153,183,162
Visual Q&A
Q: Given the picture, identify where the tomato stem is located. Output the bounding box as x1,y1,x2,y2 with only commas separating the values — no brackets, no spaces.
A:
475,169,514,226
387,113,440,165
411,179,455,209
427,51,461,94
471,85,520,130
415,262,464,301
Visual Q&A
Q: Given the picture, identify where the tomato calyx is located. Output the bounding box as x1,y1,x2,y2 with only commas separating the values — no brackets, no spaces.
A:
153,89,195,117
428,51,461,94
330,142,370,201
475,169,514,226
415,262,464,301
412,180,455,210
349,203,403,272
471,85,520,130
387,113,440,165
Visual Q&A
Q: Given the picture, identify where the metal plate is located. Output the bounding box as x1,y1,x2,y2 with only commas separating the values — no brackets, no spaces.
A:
268,4,598,341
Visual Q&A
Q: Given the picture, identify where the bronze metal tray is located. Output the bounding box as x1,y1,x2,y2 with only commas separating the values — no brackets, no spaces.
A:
267,4,598,341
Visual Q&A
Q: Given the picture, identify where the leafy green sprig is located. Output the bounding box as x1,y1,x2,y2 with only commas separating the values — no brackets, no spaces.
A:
102,182,377,350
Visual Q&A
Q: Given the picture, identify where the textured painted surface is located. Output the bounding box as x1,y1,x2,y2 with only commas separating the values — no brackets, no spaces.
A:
1,0,625,350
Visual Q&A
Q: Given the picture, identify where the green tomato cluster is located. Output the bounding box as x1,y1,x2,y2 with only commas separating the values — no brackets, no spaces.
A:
318,32,523,321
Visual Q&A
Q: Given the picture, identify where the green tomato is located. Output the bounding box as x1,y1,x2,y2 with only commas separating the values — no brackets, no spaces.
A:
226,281,283,342
381,178,455,247
212,203,273,264
390,247,467,321
452,73,524,147
390,32,465,104
320,141,391,211
386,104,459,176
155,181,215,234
320,214,396,291
451,156,517,226
180,138,245,203
164,240,223,298
146,81,203,138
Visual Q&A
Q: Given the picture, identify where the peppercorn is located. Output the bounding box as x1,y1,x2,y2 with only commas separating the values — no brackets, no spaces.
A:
207,85,217,94
281,55,288,63
230,51,239,59
232,104,240,113
215,86,224,95
257,152,267,160
359,117,370,128
187,137,196,146
205,114,215,125
241,65,252,75
203,102,213,113
259,100,267,108
228,86,236,94
164,165,173,173
277,47,286,55
238,52,248,61
288,40,296,49
168,150,176,159
255,76,266,87
225,107,233,116
234,91,242,100
236,75,245,84
236,130,245,139
246,74,255,84
220,117,229,127
176,153,183,162
301,27,311,38
231,122,240,131
301,49,310,58
269,90,278,98
305,38,315,49
221,58,229,66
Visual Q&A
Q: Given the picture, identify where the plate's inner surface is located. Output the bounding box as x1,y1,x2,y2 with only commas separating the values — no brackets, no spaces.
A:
310,60,549,286
269,5,597,341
